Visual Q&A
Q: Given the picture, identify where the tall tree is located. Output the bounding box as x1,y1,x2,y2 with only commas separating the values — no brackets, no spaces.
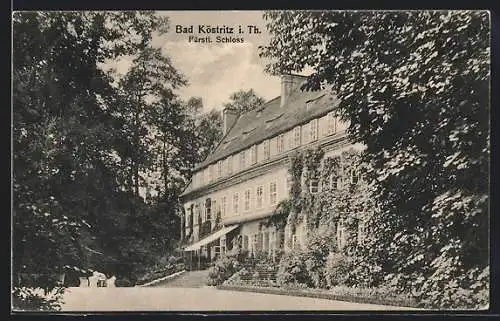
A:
259,11,489,308
116,47,186,198
222,89,265,114
12,11,178,308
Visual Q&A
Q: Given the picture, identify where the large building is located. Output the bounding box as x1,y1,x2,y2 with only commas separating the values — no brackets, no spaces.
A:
179,74,362,269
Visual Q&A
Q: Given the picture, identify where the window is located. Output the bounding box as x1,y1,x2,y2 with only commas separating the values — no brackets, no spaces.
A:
293,127,301,148
263,140,270,160
239,151,246,170
227,156,233,175
328,175,337,190
217,160,222,178
269,182,277,205
287,130,294,150
194,205,199,226
221,196,227,217
256,185,264,208
250,145,257,164
205,198,211,221
270,231,276,253
277,134,285,153
244,189,251,211
337,177,344,190
310,119,318,142
328,112,337,135
233,193,239,214
309,178,319,194
212,199,217,220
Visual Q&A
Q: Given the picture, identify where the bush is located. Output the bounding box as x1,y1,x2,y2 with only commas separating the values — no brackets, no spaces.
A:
12,287,65,311
303,233,332,288
135,261,185,286
276,251,312,288
417,266,489,309
206,250,245,286
324,252,353,288
224,267,250,286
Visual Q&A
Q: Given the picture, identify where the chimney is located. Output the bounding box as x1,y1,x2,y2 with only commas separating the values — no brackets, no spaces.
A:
222,107,239,135
280,74,306,107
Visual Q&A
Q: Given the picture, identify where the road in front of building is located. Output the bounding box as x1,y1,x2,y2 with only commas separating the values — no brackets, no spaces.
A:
61,286,419,311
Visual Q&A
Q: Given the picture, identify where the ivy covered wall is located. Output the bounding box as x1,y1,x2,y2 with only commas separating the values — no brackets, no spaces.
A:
272,145,374,255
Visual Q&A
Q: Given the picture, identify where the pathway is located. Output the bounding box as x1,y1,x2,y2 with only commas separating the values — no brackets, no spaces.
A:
61,286,419,311
149,269,210,288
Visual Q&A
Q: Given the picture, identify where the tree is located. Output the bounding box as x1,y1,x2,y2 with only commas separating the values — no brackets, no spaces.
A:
116,47,186,198
222,89,265,114
12,11,179,308
194,109,224,161
260,11,489,308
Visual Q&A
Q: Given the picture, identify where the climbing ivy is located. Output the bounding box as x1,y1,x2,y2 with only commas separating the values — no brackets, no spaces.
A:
302,147,325,231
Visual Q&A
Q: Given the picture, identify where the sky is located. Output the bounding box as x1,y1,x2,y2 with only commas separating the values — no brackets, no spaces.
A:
106,11,287,112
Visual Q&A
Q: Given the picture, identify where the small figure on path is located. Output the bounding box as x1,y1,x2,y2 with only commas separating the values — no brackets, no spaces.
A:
106,275,116,287
88,272,99,287
79,277,89,287
95,271,107,287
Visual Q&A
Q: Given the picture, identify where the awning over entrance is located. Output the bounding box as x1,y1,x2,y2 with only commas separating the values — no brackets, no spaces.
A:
183,225,239,251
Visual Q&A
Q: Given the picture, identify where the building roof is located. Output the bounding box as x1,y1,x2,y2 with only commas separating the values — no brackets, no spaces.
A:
195,85,340,171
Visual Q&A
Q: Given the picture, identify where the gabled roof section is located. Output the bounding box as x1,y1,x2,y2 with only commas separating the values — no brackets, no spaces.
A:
194,85,340,171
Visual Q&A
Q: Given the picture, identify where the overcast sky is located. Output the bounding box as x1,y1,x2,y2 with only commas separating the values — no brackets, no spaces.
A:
106,11,286,112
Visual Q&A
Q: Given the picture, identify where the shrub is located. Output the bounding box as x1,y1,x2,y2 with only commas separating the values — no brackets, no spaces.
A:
417,266,489,309
12,287,65,311
206,251,244,286
276,251,312,288
324,252,353,288
303,233,332,288
224,267,250,286
347,252,384,288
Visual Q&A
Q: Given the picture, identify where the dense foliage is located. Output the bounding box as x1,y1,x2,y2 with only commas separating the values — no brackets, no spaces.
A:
206,249,247,286
260,10,489,309
222,89,265,114
12,11,225,310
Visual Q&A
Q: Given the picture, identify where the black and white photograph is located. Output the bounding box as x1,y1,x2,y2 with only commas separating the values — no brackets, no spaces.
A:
11,10,490,312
